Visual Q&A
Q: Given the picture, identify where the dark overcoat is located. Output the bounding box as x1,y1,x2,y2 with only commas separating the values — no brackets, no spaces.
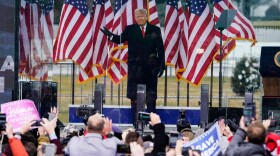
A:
111,22,164,100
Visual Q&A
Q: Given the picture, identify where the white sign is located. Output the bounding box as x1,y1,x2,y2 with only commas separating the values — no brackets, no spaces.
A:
183,123,221,156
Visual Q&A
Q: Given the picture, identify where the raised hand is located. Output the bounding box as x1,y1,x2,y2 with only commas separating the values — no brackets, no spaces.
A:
40,117,58,135
20,120,36,135
130,142,144,156
6,122,14,139
149,112,161,126
100,27,114,37
102,117,112,136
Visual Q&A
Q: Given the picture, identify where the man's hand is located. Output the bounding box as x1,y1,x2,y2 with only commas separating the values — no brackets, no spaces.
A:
149,112,161,126
100,27,114,37
102,117,112,136
158,69,164,77
239,116,247,131
158,65,165,77
262,119,271,130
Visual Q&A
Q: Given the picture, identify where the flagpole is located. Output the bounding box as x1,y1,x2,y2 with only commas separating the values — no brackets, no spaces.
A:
187,83,189,107
218,29,223,108
14,0,20,101
215,10,237,108
210,62,213,107
72,63,75,104
118,0,123,107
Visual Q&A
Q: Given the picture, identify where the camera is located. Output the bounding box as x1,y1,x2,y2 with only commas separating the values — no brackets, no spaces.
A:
138,112,150,121
179,110,186,119
116,144,131,154
0,114,6,130
169,131,182,148
225,118,239,133
76,105,96,118
177,110,191,133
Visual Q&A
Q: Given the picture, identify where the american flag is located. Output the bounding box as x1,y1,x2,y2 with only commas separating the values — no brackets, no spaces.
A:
180,0,217,85
147,0,160,27
164,0,188,80
53,0,93,75
19,0,53,81
78,0,114,83
107,0,160,84
213,0,256,61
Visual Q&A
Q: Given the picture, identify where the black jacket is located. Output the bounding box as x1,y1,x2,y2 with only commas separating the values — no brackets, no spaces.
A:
111,22,164,100
225,128,266,156
145,123,168,156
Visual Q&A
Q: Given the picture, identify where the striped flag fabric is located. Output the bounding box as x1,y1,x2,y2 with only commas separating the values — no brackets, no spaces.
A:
78,0,114,83
164,0,188,80
19,0,53,81
213,0,256,61
107,0,160,84
180,0,218,85
176,14,189,79
53,0,93,74
147,0,160,27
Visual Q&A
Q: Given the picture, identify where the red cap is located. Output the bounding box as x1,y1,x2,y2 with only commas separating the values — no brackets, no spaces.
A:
266,133,280,155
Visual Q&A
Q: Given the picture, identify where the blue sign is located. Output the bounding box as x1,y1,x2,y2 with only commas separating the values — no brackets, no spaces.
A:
68,105,201,125
183,123,221,156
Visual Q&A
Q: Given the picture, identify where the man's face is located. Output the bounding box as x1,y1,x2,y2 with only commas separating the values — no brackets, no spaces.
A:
135,12,147,26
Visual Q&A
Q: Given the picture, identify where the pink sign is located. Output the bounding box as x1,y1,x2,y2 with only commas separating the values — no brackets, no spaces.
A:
1,99,40,132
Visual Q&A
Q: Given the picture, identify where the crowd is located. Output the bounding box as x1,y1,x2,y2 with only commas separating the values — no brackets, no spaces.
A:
1,107,280,156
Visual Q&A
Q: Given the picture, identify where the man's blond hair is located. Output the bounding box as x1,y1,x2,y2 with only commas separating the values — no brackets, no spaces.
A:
134,8,148,16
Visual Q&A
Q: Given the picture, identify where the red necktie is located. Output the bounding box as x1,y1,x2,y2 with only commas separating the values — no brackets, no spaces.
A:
141,26,145,37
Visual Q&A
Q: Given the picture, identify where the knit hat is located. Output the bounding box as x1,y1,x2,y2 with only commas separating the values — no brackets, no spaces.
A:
180,128,193,134
265,132,280,155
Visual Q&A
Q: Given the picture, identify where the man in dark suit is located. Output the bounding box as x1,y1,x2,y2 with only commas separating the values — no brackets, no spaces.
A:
101,8,165,126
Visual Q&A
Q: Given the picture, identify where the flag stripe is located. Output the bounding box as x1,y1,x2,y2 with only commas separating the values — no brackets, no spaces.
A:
53,0,93,75
213,0,256,61
19,0,53,81
79,0,114,83
180,0,217,85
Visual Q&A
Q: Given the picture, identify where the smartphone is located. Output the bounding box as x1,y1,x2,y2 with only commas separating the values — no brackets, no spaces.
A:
116,144,131,154
32,120,42,127
268,111,277,127
0,114,6,130
48,113,56,121
182,147,201,155
243,106,253,126
138,112,150,121
42,144,57,156
0,114,6,124
169,132,179,148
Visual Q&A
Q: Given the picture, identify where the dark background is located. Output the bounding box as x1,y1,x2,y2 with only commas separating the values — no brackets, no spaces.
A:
0,1,15,104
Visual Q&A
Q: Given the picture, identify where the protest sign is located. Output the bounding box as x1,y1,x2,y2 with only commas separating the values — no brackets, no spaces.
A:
183,122,221,156
1,99,40,132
